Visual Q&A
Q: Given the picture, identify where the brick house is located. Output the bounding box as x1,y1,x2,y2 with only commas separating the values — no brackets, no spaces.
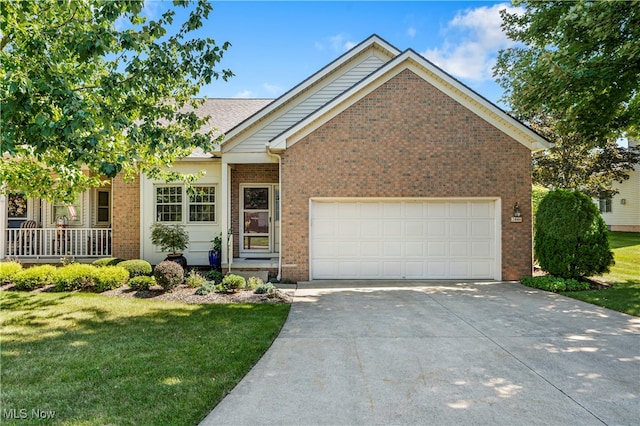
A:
2,35,549,281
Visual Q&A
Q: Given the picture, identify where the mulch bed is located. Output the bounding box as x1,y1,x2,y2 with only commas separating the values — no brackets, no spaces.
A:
0,283,293,304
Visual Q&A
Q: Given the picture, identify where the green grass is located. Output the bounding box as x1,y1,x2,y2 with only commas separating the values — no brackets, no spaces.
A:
0,292,290,425
563,232,640,316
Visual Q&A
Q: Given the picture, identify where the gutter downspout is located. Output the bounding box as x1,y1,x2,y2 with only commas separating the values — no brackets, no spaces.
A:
266,144,282,281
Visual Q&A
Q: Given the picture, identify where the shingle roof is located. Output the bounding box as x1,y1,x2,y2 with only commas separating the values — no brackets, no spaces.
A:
183,98,273,157
189,98,274,135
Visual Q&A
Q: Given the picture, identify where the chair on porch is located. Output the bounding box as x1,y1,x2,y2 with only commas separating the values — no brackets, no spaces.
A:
88,225,111,256
11,220,37,256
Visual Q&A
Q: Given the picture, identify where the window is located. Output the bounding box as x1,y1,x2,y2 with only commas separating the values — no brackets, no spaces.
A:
599,198,612,213
156,186,183,222
7,193,28,229
53,196,81,225
189,186,216,222
96,190,111,223
155,185,216,223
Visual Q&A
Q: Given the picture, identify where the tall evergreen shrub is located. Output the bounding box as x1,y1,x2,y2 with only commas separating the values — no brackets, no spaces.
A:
534,189,614,279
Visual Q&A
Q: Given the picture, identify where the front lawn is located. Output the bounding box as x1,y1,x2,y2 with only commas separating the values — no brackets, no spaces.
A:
0,291,290,425
562,231,640,316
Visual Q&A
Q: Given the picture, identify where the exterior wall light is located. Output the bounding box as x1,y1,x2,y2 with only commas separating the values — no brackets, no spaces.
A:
513,202,521,217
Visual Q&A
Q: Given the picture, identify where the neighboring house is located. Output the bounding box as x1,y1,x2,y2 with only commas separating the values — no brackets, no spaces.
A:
2,35,550,281
597,138,640,232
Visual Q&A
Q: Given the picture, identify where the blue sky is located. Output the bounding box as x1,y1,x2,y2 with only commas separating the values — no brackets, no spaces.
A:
145,1,520,105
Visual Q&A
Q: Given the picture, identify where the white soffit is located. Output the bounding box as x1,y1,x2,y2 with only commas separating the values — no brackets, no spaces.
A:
270,49,550,152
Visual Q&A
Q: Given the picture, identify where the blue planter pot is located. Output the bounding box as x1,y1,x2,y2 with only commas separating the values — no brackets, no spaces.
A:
208,250,221,270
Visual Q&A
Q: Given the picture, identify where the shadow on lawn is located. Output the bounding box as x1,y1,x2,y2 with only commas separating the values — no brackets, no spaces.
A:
0,292,289,426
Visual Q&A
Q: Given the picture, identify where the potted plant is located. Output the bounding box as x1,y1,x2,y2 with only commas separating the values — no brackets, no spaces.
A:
208,232,222,270
150,222,189,268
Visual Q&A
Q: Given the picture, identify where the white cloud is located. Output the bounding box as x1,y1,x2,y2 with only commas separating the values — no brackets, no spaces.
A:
423,3,522,82
234,90,255,99
407,26,417,38
315,34,357,53
262,83,283,95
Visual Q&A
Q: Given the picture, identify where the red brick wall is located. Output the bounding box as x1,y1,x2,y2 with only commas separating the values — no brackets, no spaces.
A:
280,69,532,281
230,164,279,257
111,174,140,259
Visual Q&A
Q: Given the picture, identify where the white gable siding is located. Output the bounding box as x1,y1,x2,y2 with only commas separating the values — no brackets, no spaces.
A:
601,166,640,229
228,54,387,153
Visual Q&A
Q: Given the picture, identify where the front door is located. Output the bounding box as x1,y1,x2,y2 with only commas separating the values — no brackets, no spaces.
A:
240,185,279,256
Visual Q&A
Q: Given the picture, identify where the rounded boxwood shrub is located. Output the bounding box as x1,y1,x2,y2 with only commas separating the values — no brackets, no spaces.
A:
118,259,152,278
13,265,57,290
0,261,23,283
217,274,246,293
94,266,129,292
92,257,124,267
53,264,97,291
153,261,184,292
535,189,614,279
205,269,224,284
129,275,156,291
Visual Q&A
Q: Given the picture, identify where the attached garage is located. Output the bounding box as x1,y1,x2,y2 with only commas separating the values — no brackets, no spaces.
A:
310,199,500,280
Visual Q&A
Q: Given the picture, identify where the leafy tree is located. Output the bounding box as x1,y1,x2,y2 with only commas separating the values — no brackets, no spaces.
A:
535,189,614,279
1,0,232,202
494,0,640,141
526,115,640,198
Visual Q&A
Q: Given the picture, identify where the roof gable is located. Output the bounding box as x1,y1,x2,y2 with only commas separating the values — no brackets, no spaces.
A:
269,49,550,152
221,35,401,153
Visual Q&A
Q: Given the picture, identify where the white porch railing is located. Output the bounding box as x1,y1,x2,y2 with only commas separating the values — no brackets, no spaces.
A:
5,228,111,258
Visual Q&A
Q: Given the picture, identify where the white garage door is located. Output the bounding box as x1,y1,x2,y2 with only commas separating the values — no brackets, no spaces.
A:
310,199,499,280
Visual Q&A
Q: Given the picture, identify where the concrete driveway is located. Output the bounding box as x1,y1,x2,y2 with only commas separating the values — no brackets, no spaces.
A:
200,281,640,425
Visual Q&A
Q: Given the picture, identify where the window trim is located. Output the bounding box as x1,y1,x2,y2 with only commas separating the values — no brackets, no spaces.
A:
154,184,217,224
599,197,612,214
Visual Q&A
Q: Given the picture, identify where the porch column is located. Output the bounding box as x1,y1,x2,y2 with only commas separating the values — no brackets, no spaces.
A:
0,194,6,259
221,161,230,266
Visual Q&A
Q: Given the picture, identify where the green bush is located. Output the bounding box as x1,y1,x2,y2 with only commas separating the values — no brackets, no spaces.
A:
217,274,245,293
520,276,590,292
535,189,614,279
128,275,156,291
254,282,276,295
13,265,57,290
246,276,263,290
53,264,97,291
94,266,129,292
118,259,152,278
0,261,23,283
153,261,184,292
185,269,206,288
92,257,124,267
205,269,224,283
195,281,217,295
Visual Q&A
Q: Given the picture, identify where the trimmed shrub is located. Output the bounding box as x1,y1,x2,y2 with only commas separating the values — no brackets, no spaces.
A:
217,274,246,293
92,258,124,267
254,282,276,295
0,261,23,283
195,281,217,295
118,259,152,278
13,265,57,290
535,189,614,279
129,276,156,291
205,269,224,284
185,269,206,288
94,266,129,292
153,261,184,292
53,264,97,291
246,276,263,290
520,276,590,292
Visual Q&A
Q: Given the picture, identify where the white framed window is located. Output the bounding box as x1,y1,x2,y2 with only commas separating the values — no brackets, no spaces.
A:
52,196,81,225
599,198,612,213
154,185,216,223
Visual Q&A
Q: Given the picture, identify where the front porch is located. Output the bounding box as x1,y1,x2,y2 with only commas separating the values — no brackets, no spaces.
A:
4,227,112,259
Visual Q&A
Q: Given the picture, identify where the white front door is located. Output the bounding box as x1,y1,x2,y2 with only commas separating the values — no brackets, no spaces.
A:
240,185,279,257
